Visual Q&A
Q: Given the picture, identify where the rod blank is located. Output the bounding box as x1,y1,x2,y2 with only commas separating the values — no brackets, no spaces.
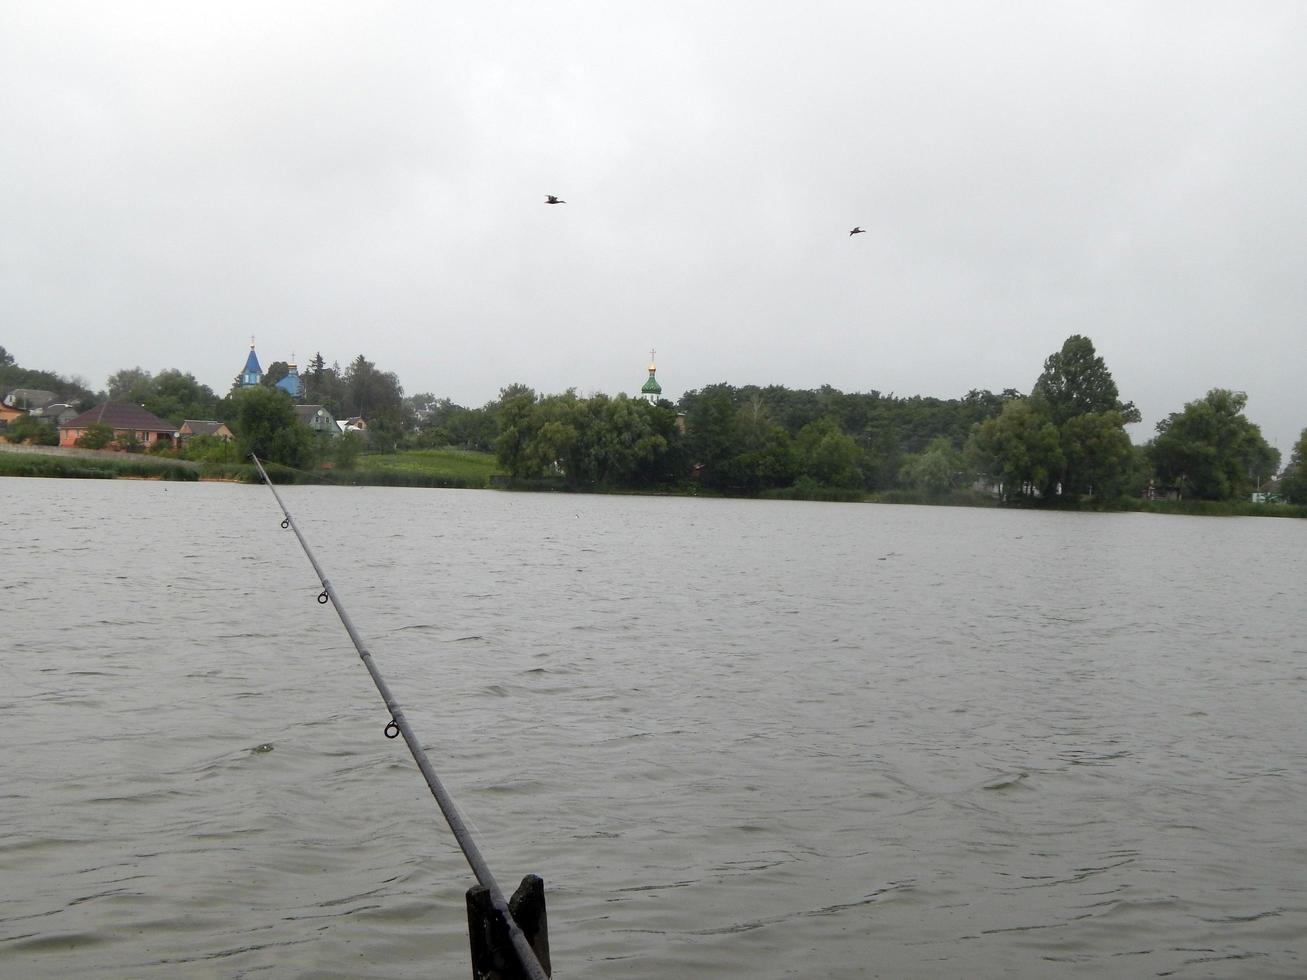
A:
250,455,549,980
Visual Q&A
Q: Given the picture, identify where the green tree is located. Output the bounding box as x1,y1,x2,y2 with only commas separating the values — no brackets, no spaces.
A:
1029,336,1140,500
262,361,291,388
968,399,1064,500
144,369,220,424
527,392,584,484
494,385,540,477
416,399,498,451
333,431,363,470
233,386,313,468
342,355,408,449
1059,410,1136,499
1031,335,1140,425
684,384,741,488
76,422,115,449
795,416,863,487
302,357,348,416
575,393,670,487
1279,428,1307,504
0,345,15,367
106,367,154,404
628,400,688,488
720,396,795,493
4,415,59,445
1147,389,1280,500
899,435,968,495
180,433,238,464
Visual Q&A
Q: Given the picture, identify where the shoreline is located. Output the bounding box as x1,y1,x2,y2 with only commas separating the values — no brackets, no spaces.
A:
2,446,1303,519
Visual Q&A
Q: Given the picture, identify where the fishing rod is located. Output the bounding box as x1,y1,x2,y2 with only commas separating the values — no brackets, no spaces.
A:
249,455,550,980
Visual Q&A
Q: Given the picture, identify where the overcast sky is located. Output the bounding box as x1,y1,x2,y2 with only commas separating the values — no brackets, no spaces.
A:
2,2,1304,453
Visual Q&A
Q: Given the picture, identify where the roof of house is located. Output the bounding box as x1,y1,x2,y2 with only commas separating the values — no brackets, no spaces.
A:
180,419,231,436
4,388,58,408
295,404,333,422
61,402,177,433
33,403,78,420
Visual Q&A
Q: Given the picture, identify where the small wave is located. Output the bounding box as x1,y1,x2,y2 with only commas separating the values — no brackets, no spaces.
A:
982,771,1029,791
3,931,114,953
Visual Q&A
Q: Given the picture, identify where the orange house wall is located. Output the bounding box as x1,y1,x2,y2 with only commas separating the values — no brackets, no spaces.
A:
58,428,172,449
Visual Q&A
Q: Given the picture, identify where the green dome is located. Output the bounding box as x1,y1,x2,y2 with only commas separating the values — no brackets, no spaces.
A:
641,375,662,395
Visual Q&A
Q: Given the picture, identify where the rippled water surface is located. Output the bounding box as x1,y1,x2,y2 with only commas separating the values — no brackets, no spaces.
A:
2,479,1305,978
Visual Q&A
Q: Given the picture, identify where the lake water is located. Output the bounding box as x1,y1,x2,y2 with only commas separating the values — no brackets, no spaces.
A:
2,479,1305,978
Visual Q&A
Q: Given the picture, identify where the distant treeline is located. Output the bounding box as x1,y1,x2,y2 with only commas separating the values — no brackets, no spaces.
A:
488,337,1304,505
3,338,1306,505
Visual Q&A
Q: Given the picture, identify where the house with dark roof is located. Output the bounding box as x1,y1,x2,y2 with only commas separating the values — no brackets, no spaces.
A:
31,402,79,427
3,388,58,410
295,404,337,436
58,403,177,450
179,419,235,442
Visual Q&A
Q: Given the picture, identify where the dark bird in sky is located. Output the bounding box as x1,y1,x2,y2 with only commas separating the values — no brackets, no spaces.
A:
849,226,866,236
545,195,566,204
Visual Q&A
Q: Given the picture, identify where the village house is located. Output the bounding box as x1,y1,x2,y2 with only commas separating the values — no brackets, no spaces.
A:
2,388,57,410
58,402,177,450
0,401,27,427
178,419,235,442
338,416,367,435
295,404,338,435
32,403,80,427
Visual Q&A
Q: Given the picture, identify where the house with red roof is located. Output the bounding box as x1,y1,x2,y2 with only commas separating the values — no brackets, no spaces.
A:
58,403,178,450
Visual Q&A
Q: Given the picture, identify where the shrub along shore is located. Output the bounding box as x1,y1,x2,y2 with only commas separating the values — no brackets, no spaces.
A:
0,446,488,488
3,445,1305,518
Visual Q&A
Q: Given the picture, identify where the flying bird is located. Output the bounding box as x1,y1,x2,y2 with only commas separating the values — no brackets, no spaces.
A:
849,226,866,236
545,195,566,204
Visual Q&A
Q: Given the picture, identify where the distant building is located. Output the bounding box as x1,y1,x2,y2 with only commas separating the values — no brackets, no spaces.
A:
337,416,367,435
640,349,663,404
59,403,176,450
295,404,338,435
275,362,304,399
179,419,235,442
31,402,79,427
240,340,263,388
3,388,57,410
0,402,28,426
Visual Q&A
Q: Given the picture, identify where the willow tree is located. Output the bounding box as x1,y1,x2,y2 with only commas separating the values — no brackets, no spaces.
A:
1148,389,1280,500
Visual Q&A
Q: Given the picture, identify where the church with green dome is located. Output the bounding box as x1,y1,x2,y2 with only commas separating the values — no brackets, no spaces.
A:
640,349,662,404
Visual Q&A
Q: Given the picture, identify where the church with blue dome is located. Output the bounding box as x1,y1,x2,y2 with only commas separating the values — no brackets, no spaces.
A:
237,339,303,399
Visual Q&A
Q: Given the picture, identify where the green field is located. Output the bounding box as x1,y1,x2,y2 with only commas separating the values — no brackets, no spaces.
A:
343,448,500,486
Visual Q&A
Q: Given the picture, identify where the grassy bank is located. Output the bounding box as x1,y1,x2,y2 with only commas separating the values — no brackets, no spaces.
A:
0,451,200,481
5,447,1303,519
341,448,499,486
1136,498,1307,519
